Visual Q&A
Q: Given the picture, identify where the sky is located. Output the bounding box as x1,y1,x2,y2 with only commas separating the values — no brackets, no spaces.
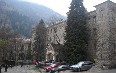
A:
22,0,116,16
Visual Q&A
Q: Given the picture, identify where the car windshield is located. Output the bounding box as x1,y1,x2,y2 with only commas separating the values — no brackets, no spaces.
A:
77,62,84,66
58,65,65,68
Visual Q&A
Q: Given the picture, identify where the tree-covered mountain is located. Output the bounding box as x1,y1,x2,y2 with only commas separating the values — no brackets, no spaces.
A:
0,0,66,37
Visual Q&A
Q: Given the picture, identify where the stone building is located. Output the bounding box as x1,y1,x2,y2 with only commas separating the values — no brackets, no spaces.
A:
12,38,32,64
31,21,66,61
31,0,116,68
18,39,31,62
46,0,116,68
87,0,116,69
46,21,66,61
0,38,31,64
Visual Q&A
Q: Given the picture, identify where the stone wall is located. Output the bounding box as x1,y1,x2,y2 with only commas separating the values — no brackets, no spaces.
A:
87,10,97,61
31,0,116,69
88,0,116,69
47,21,67,44
46,21,66,61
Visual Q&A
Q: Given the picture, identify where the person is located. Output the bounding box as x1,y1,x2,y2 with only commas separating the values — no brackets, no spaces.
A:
21,62,23,67
4,64,8,72
33,59,37,65
0,64,2,73
33,59,38,67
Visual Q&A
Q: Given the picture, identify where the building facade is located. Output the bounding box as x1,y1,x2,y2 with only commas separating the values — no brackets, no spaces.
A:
87,0,116,68
31,0,116,68
46,0,116,68
1,38,31,64
46,21,67,61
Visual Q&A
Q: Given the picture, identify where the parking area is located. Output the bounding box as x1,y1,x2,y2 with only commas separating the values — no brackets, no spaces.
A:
0,65,116,73
0,65,38,73
41,68,116,73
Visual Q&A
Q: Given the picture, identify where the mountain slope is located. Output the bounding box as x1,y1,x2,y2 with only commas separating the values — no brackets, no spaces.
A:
0,0,35,37
4,0,66,24
0,0,66,37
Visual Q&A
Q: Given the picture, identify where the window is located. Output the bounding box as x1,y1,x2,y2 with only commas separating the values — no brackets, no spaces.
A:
88,18,91,24
49,37,51,41
93,16,96,23
100,9,103,19
54,27,57,33
51,29,52,33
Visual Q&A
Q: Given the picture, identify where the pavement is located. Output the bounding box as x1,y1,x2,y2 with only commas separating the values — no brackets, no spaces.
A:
42,69,116,73
1,65,39,73
1,65,116,73
57,69,116,73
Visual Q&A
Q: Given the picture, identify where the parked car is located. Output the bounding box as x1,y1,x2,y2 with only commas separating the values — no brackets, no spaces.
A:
50,65,70,72
44,61,53,66
44,63,60,72
44,60,54,66
70,61,94,72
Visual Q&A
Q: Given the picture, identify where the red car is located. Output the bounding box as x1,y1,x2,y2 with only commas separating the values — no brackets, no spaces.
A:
44,63,59,72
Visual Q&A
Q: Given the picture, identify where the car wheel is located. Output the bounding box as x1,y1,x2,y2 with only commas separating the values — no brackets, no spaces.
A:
58,70,60,72
72,68,77,72
77,68,81,72
50,70,56,73
46,70,49,72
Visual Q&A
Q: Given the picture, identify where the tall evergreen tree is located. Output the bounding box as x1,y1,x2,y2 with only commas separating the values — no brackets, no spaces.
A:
63,0,88,64
34,19,47,61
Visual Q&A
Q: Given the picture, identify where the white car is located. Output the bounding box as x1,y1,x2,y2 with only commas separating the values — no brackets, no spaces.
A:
51,65,70,72
70,61,94,72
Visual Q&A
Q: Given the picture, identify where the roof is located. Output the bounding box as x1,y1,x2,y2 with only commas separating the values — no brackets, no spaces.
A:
94,0,116,8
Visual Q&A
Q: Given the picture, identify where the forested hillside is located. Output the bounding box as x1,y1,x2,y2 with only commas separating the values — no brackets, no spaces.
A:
0,0,65,37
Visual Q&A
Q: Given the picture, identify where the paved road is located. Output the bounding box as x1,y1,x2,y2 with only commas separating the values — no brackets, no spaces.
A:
42,69,116,73
62,69,116,73
1,65,39,73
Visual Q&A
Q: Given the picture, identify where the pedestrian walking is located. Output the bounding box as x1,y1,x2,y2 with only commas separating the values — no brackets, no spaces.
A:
4,64,8,72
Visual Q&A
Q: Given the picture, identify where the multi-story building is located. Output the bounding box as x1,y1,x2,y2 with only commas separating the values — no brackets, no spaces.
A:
13,38,31,64
87,0,116,69
46,21,67,61
46,0,116,68
0,38,31,64
47,21,66,44
31,0,116,69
